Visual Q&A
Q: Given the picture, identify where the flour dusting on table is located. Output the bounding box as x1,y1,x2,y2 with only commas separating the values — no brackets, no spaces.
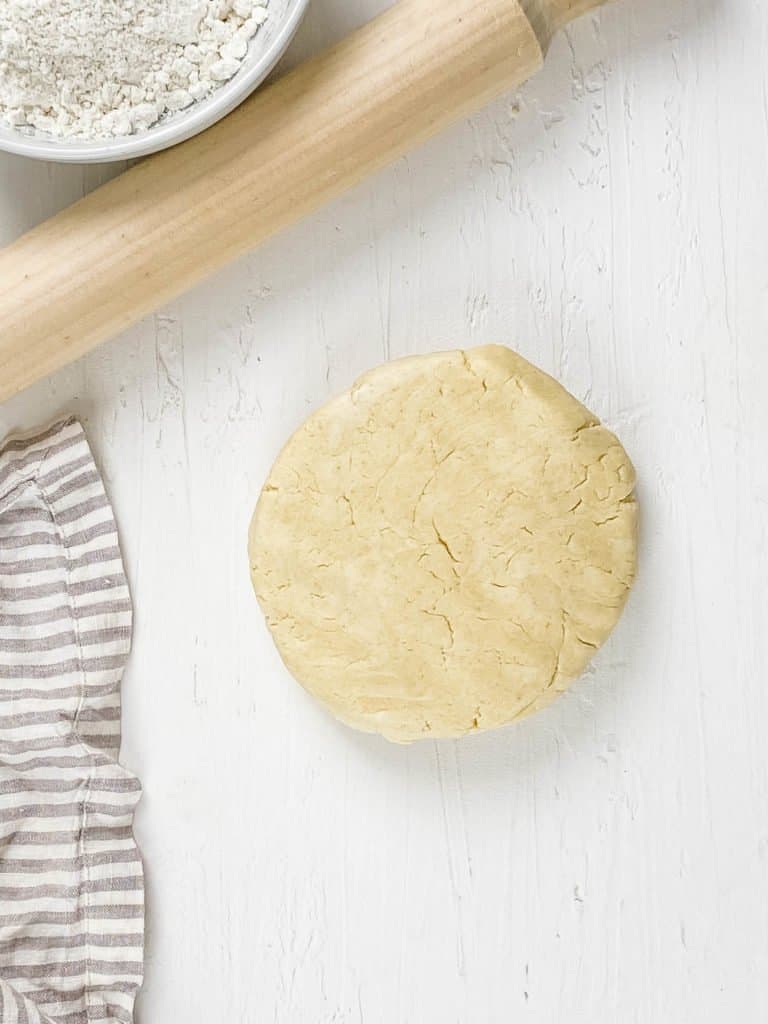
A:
0,0,269,138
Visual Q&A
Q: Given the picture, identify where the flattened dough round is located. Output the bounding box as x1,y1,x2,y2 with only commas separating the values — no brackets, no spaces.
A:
249,345,637,743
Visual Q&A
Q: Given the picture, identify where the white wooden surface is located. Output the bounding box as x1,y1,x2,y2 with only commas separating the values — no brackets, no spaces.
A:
2,0,768,1019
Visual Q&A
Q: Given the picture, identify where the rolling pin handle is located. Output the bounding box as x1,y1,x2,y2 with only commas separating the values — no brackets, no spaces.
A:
520,0,607,51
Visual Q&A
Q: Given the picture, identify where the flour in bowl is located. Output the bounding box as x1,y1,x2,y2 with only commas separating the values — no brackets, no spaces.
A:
0,0,269,139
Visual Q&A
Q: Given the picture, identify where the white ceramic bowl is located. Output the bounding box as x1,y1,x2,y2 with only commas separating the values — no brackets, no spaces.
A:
0,0,309,164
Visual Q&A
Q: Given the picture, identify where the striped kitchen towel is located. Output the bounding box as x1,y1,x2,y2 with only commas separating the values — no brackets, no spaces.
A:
0,418,143,1024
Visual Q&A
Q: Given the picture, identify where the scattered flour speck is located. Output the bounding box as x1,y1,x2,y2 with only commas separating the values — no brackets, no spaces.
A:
0,0,270,138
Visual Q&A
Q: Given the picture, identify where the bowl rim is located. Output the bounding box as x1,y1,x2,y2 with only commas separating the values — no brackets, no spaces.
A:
0,0,310,164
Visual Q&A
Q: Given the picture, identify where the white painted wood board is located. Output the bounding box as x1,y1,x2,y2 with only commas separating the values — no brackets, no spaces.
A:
1,0,767,1019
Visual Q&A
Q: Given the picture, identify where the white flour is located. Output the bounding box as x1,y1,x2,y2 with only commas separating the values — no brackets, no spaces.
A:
0,0,269,138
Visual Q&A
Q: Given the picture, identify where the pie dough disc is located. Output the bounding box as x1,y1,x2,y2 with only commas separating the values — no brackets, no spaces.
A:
249,346,637,743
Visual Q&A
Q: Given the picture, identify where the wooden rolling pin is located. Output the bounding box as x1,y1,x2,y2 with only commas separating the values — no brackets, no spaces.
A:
0,0,606,403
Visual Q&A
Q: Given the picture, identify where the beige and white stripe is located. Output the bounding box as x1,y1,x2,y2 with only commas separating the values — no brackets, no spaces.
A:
0,419,143,1024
